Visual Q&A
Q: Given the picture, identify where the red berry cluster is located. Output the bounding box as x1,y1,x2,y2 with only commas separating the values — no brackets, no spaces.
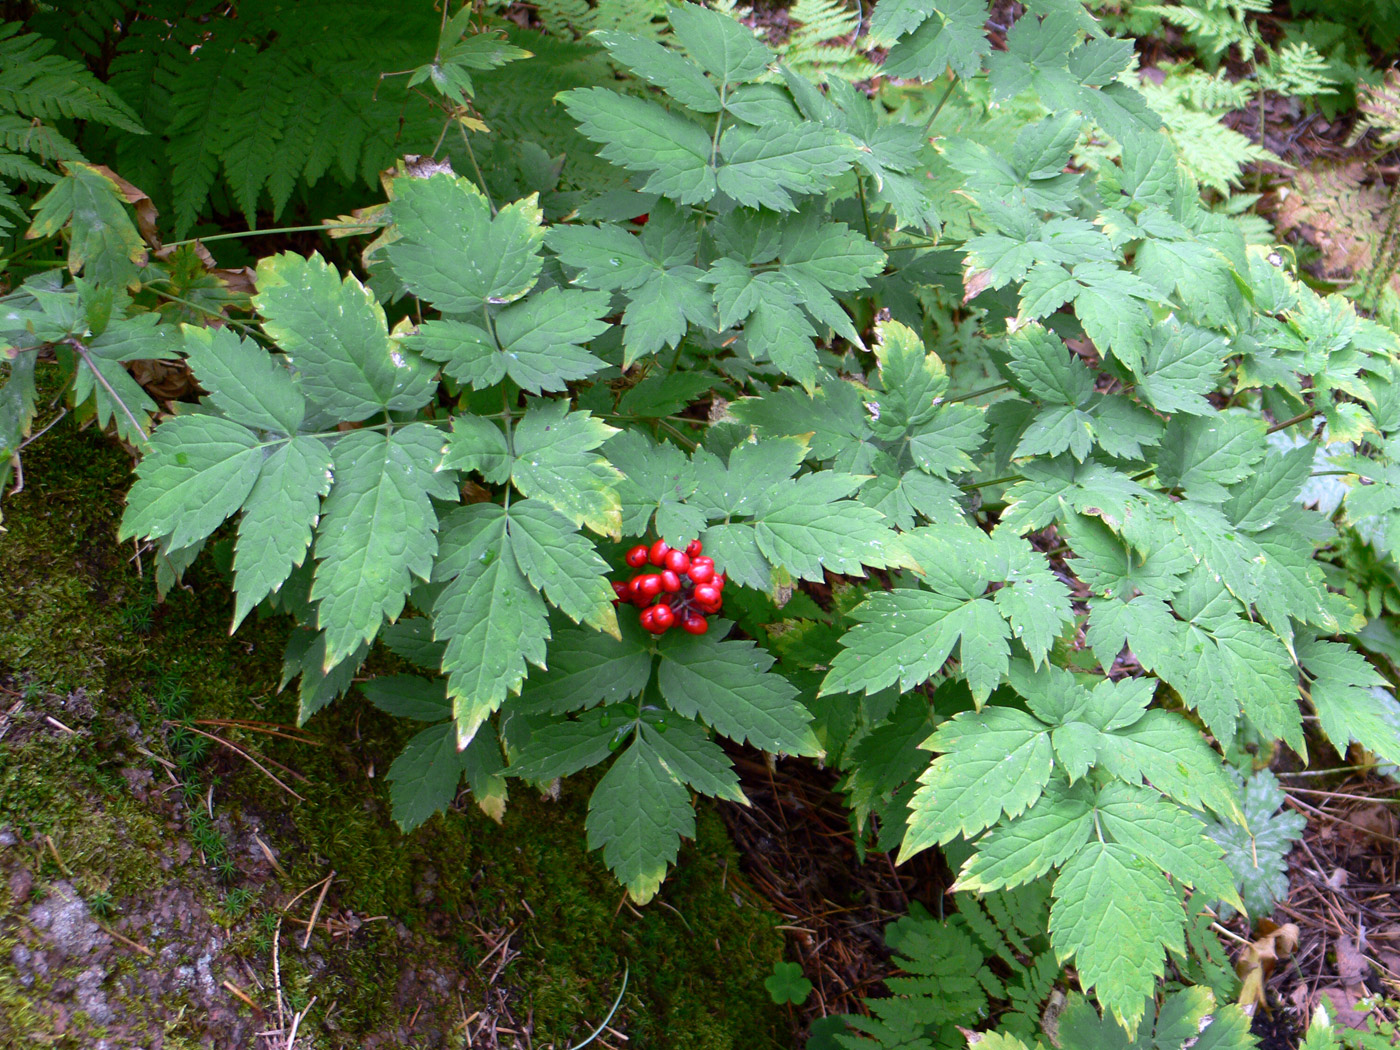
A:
613,538,725,635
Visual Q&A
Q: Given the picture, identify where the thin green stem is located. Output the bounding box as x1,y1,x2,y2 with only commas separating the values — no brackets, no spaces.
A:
457,119,496,216
657,419,699,451
919,75,958,141
855,173,873,241
1266,409,1316,435
962,473,1023,492
163,225,340,249
949,381,1011,402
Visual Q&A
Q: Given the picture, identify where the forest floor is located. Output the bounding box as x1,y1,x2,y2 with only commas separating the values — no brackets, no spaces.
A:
0,422,792,1049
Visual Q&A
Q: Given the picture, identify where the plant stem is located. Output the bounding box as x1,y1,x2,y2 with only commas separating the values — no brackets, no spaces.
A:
163,224,343,249
1266,409,1316,435
949,381,1011,402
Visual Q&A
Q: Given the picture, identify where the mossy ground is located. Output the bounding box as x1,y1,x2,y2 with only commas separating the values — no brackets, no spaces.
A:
0,418,787,1048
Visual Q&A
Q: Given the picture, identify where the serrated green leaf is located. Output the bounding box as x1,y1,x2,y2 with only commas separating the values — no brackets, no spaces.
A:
181,324,305,435
870,319,947,431
1134,323,1225,415
607,430,707,545
515,622,653,715
717,123,858,212
1300,636,1400,765
441,413,511,484
312,425,453,670
880,0,992,79
585,736,694,903
510,400,623,537
594,30,721,112
561,88,716,204
506,499,619,636
656,625,819,755
508,707,617,780
1050,841,1184,1036
388,721,503,832
432,503,549,745
1156,414,1268,502
232,435,333,629
901,707,1054,858
668,3,772,83
387,174,544,308
119,415,263,550
641,719,746,803
29,162,145,289
254,252,432,420
1095,781,1239,906
362,674,453,721
955,778,1095,893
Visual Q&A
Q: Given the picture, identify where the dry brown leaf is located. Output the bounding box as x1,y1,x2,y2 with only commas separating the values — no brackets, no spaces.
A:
1274,162,1399,294
1317,985,1373,1030
1236,920,1301,1012
1335,934,1370,988
89,164,161,249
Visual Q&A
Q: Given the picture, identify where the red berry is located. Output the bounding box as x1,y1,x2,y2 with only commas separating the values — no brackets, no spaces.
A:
691,555,713,570
712,573,725,589
686,539,703,557
693,583,721,607
648,540,671,566
650,604,675,631
681,613,709,635
625,545,649,568
639,606,657,631
664,549,691,574
637,573,663,599
632,213,649,226
660,569,682,592
612,581,630,601
687,562,714,585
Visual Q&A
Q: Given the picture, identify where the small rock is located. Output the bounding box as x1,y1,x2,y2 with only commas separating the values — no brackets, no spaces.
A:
9,865,34,904
0,825,17,847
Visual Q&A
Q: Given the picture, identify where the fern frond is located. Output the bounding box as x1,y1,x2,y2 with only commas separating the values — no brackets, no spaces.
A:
0,24,143,133
1260,40,1338,98
1356,68,1400,148
1141,79,1275,193
778,0,877,84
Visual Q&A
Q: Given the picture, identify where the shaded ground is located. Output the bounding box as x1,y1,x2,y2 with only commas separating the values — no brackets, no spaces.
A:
0,420,787,1049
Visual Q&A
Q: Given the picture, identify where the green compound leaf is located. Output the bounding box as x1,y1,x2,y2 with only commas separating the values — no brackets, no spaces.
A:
119,415,263,551
311,424,454,670
656,624,820,756
585,735,695,904
254,251,433,421
764,961,813,1005
594,30,722,112
901,706,1054,860
880,0,992,79
361,674,452,722
387,173,545,309
640,719,746,804
1049,841,1185,1037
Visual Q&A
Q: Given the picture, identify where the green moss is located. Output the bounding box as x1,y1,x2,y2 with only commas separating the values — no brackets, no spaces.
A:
0,417,785,1048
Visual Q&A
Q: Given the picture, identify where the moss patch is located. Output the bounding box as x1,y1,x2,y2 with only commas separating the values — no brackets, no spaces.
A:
0,418,785,1048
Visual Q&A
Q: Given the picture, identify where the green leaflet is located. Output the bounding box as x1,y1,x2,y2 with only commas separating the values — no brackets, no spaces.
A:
387,174,545,309
443,400,623,537
311,424,455,670
822,524,1071,701
254,252,434,421
656,624,819,756
29,162,147,289
1049,841,1184,1036
386,720,506,831
584,734,695,904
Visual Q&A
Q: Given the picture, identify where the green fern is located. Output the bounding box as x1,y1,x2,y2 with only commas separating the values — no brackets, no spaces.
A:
35,0,539,235
770,0,877,85
0,21,144,230
820,885,1059,1050
1138,66,1275,194
534,0,671,40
